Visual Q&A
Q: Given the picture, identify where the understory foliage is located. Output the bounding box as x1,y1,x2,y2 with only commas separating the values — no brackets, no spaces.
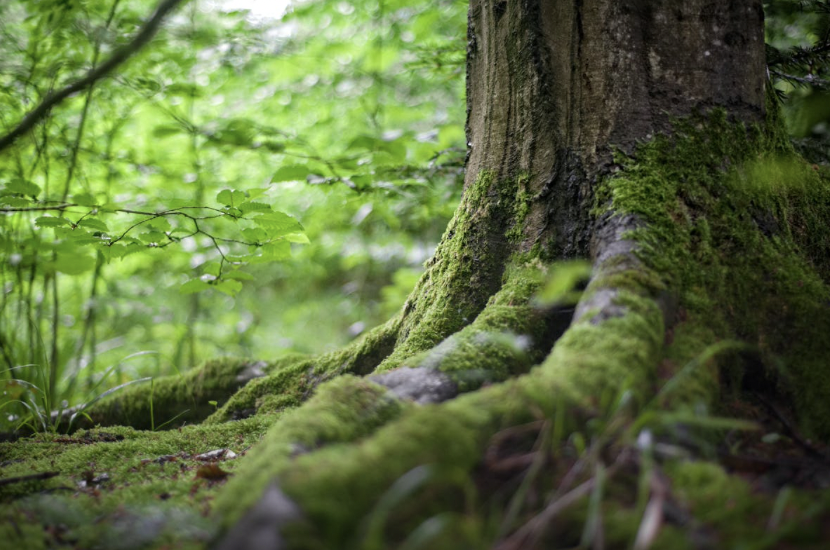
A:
0,0,466,429
766,0,830,163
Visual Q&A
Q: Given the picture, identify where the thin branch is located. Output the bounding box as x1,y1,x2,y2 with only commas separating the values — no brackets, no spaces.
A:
0,204,77,212
0,471,59,487
0,0,188,154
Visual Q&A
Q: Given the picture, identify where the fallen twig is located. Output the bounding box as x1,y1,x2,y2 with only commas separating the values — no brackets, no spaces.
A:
0,471,59,487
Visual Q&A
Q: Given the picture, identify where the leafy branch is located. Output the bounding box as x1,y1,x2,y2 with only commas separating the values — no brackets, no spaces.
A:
0,0,188,154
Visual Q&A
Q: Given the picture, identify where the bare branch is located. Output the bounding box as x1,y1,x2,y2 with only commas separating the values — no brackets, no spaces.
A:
0,0,188,155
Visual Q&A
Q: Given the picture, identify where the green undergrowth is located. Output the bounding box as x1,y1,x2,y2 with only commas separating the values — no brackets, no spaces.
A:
601,108,830,437
0,415,273,549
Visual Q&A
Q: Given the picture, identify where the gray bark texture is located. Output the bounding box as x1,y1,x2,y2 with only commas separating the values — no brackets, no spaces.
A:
465,0,766,255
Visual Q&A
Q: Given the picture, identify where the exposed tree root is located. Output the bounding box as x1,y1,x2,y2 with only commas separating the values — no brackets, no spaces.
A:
213,211,668,548
210,114,830,548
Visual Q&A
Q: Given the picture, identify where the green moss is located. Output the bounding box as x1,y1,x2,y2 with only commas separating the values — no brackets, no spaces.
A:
662,460,830,547
73,358,275,432
214,375,408,528
396,262,549,390
217,265,668,548
506,173,532,242
206,317,400,423
599,108,830,438
0,416,273,549
541,290,664,411
377,171,528,371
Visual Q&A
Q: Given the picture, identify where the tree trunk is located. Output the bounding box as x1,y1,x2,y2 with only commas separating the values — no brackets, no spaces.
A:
3,1,830,549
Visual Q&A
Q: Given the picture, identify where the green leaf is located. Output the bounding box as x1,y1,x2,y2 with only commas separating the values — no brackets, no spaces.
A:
238,201,272,214
261,241,291,260
107,243,143,260
224,271,254,281
284,232,310,244
35,216,72,228
347,135,382,151
231,241,291,264
180,279,212,294
380,139,407,162
245,188,270,200
216,189,233,206
78,218,109,232
139,231,166,243
536,261,592,306
5,179,41,197
67,233,103,246
272,165,311,182
53,252,95,275
73,193,98,206
216,189,247,207
0,196,31,207
152,124,183,138
146,217,171,231
253,211,303,237
241,228,267,243
202,262,222,277
214,279,243,296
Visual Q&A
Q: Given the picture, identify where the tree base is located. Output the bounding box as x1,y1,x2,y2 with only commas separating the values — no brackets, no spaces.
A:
3,111,830,549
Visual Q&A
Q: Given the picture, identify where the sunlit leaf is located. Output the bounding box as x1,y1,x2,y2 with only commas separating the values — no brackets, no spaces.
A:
5,179,41,197
238,201,271,214
216,189,247,207
535,261,592,306
146,217,171,231
214,279,243,296
180,279,212,294
78,218,109,232
252,211,303,236
284,232,310,244
202,262,222,276
272,165,311,182
54,252,95,275
224,270,254,281
35,216,72,228
139,231,166,244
